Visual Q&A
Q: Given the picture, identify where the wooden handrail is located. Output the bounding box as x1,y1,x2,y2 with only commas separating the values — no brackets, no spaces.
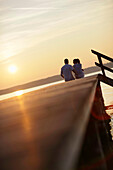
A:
98,74,113,87
95,62,113,73
91,50,113,62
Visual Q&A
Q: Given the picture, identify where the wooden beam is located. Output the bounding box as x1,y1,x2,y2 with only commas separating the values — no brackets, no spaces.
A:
95,62,113,73
91,49,113,62
98,74,113,87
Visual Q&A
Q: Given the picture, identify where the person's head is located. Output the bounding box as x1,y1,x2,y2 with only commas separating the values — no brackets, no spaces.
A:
77,58,80,64
73,59,78,64
64,58,69,64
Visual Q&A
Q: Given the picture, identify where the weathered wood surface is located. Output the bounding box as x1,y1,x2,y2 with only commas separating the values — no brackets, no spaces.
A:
0,75,98,170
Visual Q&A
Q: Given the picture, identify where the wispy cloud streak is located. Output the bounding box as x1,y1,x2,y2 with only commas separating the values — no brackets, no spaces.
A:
0,0,113,63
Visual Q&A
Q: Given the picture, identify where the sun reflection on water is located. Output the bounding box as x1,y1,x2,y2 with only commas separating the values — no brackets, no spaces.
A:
15,90,24,96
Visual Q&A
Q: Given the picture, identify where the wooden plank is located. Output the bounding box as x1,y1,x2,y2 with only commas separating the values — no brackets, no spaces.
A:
91,49,113,62
0,76,98,170
95,62,113,73
98,74,113,87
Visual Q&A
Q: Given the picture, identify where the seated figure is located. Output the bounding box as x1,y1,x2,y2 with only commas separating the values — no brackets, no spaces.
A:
73,59,84,79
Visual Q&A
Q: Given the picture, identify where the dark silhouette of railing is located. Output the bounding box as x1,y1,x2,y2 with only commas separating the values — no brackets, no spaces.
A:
91,49,113,87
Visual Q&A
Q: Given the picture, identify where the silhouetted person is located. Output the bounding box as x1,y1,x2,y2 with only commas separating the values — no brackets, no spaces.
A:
61,59,75,81
73,58,84,79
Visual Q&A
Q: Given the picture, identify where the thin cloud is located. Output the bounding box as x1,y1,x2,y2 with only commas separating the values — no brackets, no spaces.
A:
12,7,59,10
0,0,113,63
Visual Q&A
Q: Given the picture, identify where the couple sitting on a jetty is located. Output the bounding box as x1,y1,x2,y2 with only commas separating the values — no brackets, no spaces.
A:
61,58,84,82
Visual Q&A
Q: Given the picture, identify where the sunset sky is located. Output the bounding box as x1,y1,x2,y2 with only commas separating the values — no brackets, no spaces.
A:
0,0,113,89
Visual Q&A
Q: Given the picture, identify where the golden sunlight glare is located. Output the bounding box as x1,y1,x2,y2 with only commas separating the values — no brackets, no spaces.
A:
8,65,17,73
15,90,24,96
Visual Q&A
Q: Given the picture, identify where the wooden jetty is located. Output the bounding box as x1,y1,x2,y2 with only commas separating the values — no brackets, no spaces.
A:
0,74,112,170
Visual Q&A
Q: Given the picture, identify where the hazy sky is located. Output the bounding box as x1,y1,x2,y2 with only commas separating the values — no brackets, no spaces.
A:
0,0,113,89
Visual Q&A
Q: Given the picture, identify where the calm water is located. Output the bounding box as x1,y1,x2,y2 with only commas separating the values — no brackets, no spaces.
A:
0,80,64,101
0,71,113,138
0,71,113,105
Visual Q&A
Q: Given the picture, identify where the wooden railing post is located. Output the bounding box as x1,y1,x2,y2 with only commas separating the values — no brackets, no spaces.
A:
97,55,106,76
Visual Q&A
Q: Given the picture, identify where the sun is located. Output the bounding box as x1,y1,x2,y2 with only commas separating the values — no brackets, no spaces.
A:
8,65,17,73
